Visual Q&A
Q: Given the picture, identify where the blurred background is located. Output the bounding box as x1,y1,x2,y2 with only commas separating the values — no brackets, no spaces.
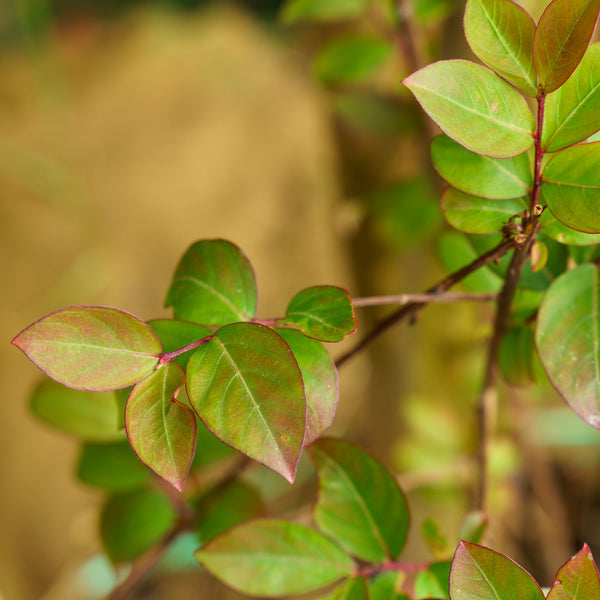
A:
3,0,600,598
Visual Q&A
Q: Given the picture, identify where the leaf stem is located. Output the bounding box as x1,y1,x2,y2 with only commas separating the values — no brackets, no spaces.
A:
352,292,497,307
357,560,430,578
159,335,214,364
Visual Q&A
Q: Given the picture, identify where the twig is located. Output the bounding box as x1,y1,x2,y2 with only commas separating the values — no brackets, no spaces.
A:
352,292,496,307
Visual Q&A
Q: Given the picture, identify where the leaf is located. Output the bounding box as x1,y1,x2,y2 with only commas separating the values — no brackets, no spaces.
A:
431,135,532,199
450,542,545,600
125,361,196,491
369,571,411,600
536,264,600,429
276,328,338,445
29,379,123,441
12,306,161,391
540,209,600,245
311,438,409,562
542,142,600,234
543,44,600,151
421,518,450,557
195,519,355,597
283,286,356,342
165,239,257,326
533,0,600,93
403,60,535,158
281,0,371,23
499,325,537,386
186,322,306,482
442,188,527,235
547,544,600,600
148,319,212,369
464,0,537,96
457,511,488,544
100,488,176,563
415,561,451,600
314,577,369,600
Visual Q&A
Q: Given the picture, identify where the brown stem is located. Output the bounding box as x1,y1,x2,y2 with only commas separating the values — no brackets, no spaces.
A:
352,292,497,307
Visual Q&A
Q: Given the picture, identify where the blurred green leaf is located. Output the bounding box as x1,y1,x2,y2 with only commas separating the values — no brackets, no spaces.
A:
415,561,451,599
414,0,454,24
191,418,236,469
148,319,211,369
498,326,536,386
547,544,600,600
281,0,370,23
369,571,410,600
314,576,369,599
421,518,450,558
457,511,488,544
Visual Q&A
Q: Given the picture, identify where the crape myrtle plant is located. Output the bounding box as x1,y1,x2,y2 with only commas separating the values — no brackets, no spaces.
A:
11,0,600,598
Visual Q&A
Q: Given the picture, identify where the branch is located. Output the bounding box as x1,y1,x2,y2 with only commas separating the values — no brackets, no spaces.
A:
352,292,496,307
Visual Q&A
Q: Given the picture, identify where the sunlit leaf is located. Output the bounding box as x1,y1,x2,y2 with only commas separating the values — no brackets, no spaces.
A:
540,209,600,245
542,142,600,234
187,322,306,482
12,306,161,391
195,519,355,597
311,438,409,562
148,319,211,369
403,60,535,158
314,577,369,600
369,571,410,600
533,0,600,93
165,239,257,326
464,0,537,95
415,561,451,600
125,361,196,491
281,0,370,23
547,544,600,600
536,264,600,429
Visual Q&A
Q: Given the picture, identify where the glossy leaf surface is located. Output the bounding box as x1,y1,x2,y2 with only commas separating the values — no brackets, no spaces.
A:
195,519,355,597
13,306,161,391
281,0,370,23
464,0,537,95
542,142,600,233
311,438,409,562
187,323,306,482
165,239,257,326
534,0,600,93
315,577,369,600
126,361,196,491
148,319,211,369
536,264,600,429
547,544,600,600
541,209,600,245
403,60,535,158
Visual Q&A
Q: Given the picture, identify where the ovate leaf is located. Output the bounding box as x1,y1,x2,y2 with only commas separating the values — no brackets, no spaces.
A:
536,264,600,429
311,438,409,562
464,0,537,96
281,0,370,23
540,209,600,245
314,577,369,600
125,361,196,491
195,519,355,597
403,60,535,158
165,239,257,326
533,0,600,93
12,306,161,391
450,542,545,600
187,323,306,482
547,544,600,600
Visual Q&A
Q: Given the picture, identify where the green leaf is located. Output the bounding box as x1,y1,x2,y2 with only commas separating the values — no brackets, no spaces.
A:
457,511,488,544
311,438,409,562
195,519,355,597
314,577,369,600
315,35,392,84
442,188,527,235
100,488,176,563
421,518,450,557
186,322,306,482
415,561,451,600
542,142,600,234
536,264,600,429
76,440,152,491
125,361,196,491
283,286,357,342
403,60,535,158
498,325,537,386
547,544,600,600
543,44,600,151
281,0,370,23
276,328,338,445
533,0,600,93
148,319,211,369
450,542,545,600
191,417,236,468
540,209,600,245
464,0,537,96
369,571,410,600
165,239,257,326
29,379,123,441
431,135,532,199
12,306,161,391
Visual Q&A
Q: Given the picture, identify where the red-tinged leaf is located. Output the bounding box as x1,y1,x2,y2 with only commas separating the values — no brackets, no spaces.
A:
12,306,161,391
186,323,306,482
547,544,600,600
450,542,545,600
314,577,369,600
533,0,600,93
125,361,196,491
536,264,600,429
195,519,355,597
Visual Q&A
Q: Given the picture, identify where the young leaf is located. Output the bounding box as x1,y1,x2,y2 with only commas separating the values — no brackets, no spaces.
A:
314,577,369,600
403,60,535,158
369,571,410,600
546,543,600,600
281,0,370,24
464,0,537,96
165,239,257,326
125,361,196,491
533,0,600,93
186,322,306,483
195,519,355,597
12,306,161,391
311,438,409,563
542,142,600,234
148,319,212,369
431,135,532,199
536,264,600,429
543,43,600,152
450,542,545,600
415,561,451,600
